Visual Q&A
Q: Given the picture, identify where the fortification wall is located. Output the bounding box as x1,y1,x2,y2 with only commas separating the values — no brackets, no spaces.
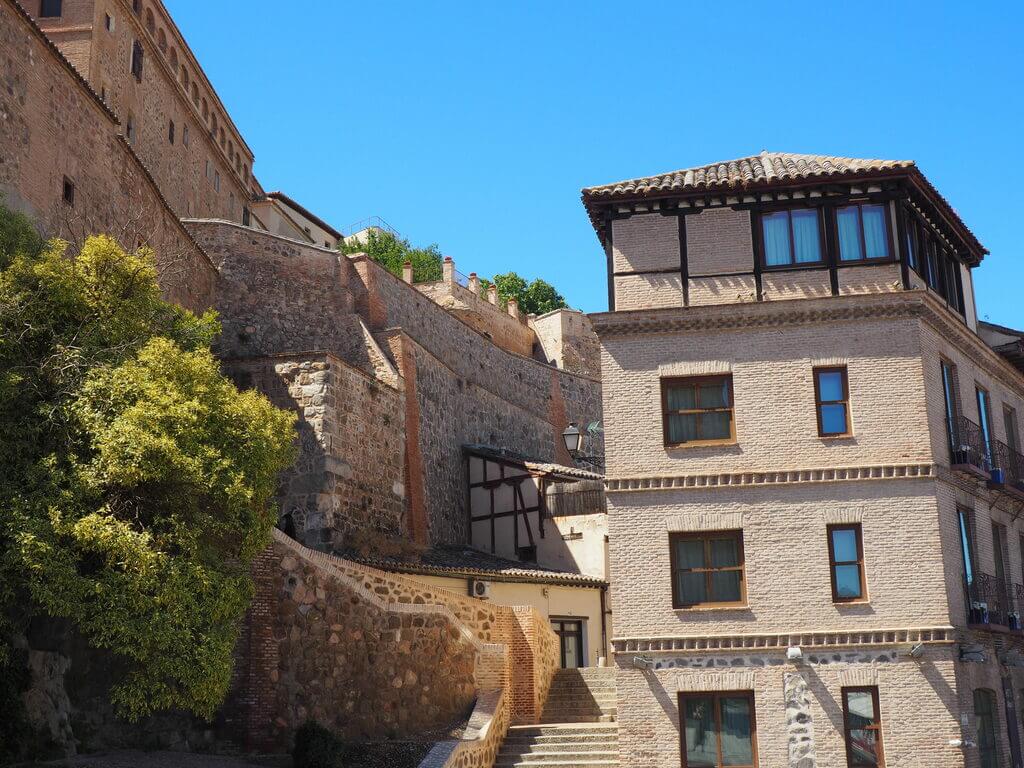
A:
0,0,216,312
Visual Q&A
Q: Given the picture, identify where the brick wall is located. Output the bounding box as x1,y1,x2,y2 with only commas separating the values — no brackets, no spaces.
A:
0,0,216,312
685,208,753,276
611,213,679,273
225,354,406,552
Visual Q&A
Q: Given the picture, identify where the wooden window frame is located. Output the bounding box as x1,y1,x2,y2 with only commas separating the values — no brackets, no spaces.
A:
661,375,736,448
679,690,758,768
814,366,851,437
835,202,894,264
758,206,826,270
841,686,885,768
827,524,867,603
670,530,747,609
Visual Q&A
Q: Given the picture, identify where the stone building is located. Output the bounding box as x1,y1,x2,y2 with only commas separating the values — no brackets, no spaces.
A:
584,151,1024,768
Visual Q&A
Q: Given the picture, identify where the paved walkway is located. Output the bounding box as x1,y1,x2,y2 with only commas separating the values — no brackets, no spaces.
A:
34,752,289,768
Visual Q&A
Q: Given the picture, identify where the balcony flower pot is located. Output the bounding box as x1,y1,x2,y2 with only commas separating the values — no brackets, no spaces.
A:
953,446,978,467
1010,612,1022,631
970,601,990,625
991,468,1006,485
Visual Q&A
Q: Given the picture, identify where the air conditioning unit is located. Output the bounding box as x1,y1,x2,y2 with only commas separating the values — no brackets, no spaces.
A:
469,579,492,600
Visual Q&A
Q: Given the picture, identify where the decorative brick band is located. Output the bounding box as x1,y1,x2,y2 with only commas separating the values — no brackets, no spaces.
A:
839,667,880,686
665,512,745,532
677,672,756,692
613,626,955,654
658,360,732,377
822,508,865,525
606,463,935,492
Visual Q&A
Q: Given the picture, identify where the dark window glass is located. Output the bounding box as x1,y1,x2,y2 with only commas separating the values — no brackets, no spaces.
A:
167,120,175,144
62,176,74,206
974,689,999,768
837,204,890,262
924,239,941,291
131,40,144,81
842,687,885,767
977,386,993,466
941,361,960,457
814,367,850,436
670,531,745,608
903,216,919,271
959,509,975,587
681,692,756,768
40,0,62,17
662,375,734,446
828,525,865,601
762,208,822,267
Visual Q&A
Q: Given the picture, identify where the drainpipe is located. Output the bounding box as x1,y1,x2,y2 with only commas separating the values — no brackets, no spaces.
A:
599,584,609,667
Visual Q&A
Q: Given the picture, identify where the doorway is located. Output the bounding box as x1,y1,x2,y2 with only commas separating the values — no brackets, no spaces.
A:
552,618,585,668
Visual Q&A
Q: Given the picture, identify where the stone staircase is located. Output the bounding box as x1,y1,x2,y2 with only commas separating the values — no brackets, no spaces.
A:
495,668,618,768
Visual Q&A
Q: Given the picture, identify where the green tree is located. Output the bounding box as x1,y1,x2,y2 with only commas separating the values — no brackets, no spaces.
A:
0,214,296,723
491,272,569,315
340,228,442,282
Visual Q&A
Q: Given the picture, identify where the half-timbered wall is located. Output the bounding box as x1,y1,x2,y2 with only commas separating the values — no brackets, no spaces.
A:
468,454,545,562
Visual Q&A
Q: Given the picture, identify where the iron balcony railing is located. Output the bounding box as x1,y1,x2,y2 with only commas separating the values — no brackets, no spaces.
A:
966,572,1023,630
949,415,1024,493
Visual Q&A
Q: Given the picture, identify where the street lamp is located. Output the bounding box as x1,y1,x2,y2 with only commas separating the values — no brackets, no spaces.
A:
562,422,604,471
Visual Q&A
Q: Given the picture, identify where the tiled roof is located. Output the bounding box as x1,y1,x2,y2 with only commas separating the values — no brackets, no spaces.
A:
582,152,913,198
464,444,604,481
351,546,607,587
581,151,986,260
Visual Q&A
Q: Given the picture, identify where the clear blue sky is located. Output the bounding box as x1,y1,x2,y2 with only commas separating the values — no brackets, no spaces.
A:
166,0,1022,323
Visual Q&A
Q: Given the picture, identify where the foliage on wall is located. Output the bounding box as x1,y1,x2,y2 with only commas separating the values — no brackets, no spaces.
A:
0,205,297,722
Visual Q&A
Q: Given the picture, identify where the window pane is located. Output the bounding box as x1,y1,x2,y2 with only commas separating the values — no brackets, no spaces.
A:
845,690,876,726
700,411,732,440
710,570,742,603
837,206,863,261
719,696,754,766
709,537,739,567
861,205,889,259
820,404,848,435
762,211,792,266
959,511,974,584
698,381,729,408
676,539,705,569
905,223,918,269
668,413,698,443
791,209,822,263
831,528,859,562
847,729,880,766
667,384,696,410
817,371,844,402
677,572,707,605
834,564,863,599
683,697,718,767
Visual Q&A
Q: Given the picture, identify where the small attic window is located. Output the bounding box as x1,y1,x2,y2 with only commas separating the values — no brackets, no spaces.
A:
40,0,62,17
62,176,75,207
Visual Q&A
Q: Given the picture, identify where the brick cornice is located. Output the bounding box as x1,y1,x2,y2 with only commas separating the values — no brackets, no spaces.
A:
605,462,935,492
613,625,956,654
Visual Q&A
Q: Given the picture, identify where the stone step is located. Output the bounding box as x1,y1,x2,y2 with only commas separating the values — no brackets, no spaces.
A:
497,750,619,764
494,761,618,768
548,681,617,691
544,693,617,703
504,735,618,747
543,704,618,712
501,746,618,758
539,715,617,724
508,724,618,737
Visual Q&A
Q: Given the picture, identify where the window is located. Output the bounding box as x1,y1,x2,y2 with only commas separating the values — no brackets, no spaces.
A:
242,206,251,227
205,159,210,178
977,385,994,466
670,531,745,608
836,203,890,262
62,176,74,207
100,86,107,103
125,114,135,143
680,691,757,768
132,0,140,14
974,689,1000,768
1005,406,1021,465
842,687,884,767
661,375,735,446
959,508,976,589
104,12,114,31
941,360,960,458
992,522,1008,590
40,0,61,17
130,40,144,81
902,213,919,272
828,524,865,602
167,120,175,144
214,171,220,192
814,366,850,436
182,125,190,147
761,208,822,266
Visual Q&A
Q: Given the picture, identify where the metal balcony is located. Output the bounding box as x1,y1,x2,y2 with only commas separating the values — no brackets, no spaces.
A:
949,416,1024,501
966,573,1024,632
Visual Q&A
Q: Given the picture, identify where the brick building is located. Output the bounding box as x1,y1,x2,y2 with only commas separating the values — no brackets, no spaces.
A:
584,152,1024,768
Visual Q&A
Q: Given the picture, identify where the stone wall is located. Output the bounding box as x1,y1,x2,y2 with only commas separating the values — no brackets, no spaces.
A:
530,309,602,379
224,353,406,551
0,0,216,312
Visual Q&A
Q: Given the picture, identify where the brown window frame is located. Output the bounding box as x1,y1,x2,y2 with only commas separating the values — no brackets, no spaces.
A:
679,690,758,768
827,524,866,603
841,686,885,768
835,202,894,264
814,366,851,437
669,530,747,609
661,375,736,448
758,205,826,270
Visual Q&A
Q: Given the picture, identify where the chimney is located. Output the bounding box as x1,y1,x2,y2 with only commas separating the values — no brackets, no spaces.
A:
402,261,413,284
487,285,498,305
468,272,480,294
443,255,454,284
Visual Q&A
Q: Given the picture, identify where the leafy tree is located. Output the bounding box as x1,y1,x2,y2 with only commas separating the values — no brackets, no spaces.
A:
0,213,297,722
340,228,442,282
491,272,569,315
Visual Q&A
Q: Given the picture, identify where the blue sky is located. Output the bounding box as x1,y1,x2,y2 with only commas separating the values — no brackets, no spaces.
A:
166,1,1023,323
